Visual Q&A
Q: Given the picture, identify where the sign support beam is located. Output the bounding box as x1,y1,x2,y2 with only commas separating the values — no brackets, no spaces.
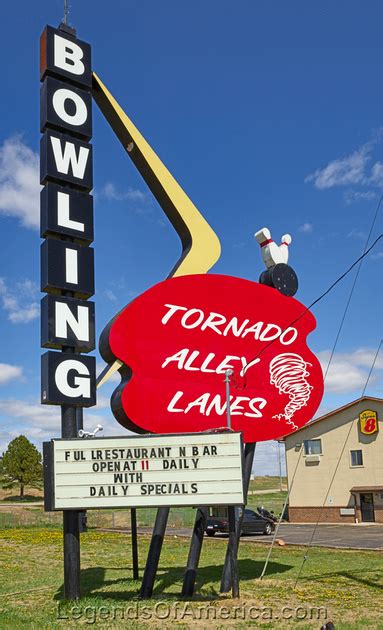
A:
228,505,239,598
139,507,170,598
63,509,81,599
220,441,256,593
62,339,81,599
181,507,208,597
131,508,139,580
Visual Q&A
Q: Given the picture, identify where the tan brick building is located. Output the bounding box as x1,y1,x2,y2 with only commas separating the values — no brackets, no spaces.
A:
283,397,383,523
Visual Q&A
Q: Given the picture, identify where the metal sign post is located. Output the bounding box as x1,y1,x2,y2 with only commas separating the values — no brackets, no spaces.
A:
220,441,256,593
139,508,170,598
225,369,234,429
181,507,208,597
131,508,139,580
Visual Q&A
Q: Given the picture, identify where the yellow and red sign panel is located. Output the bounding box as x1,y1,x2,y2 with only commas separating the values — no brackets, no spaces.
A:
359,410,378,435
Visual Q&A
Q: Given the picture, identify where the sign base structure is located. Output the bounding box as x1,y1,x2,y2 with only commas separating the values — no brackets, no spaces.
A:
43,432,244,511
44,431,244,599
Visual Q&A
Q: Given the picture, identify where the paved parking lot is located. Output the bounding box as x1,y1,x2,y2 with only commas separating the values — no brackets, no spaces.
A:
112,523,383,550
231,523,383,550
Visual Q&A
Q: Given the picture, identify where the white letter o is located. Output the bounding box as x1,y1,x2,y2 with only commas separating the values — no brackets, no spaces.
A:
52,88,88,127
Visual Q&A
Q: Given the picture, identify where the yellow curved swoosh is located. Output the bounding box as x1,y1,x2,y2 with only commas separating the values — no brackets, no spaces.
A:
92,72,221,278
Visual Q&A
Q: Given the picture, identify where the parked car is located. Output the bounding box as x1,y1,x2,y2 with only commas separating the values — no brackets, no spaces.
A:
256,506,278,523
205,508,275,536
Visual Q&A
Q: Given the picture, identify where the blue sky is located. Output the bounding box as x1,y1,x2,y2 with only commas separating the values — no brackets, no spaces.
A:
0,0,382,475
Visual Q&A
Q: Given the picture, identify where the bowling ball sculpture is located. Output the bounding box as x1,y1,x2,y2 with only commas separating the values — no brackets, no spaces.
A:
255,228,298,297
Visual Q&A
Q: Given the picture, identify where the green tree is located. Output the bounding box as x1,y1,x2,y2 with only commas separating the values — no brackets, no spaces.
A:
0,436,43,498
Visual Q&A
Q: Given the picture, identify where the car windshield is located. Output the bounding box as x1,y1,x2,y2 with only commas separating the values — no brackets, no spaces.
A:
245,510,260,518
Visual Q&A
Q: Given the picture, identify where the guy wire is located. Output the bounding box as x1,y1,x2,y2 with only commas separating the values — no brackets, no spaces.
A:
257,196,382,580
293,338,382,589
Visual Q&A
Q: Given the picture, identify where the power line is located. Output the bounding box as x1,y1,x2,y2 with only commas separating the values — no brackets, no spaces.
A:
259,338,382,582
257,197,382,580
293,338,382,589
239,230,383,388
322,194,382,381
259,439,303,580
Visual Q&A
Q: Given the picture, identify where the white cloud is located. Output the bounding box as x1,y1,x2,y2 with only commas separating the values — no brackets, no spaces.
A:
252,441,286,477
318,347,383,394
346,228,366,240
102,182,148,203
95,395,111,409
0,278,39,324
96,362,121,384
305,135,383,203
0,136,40,229
344,189,377,204
369,162,383,187
104,289,117,302
299,222,313,233
349,347,383,370
0,399,60,436
305,144,371,190
101,182,154,217
0,396,124,453
0,364,23,385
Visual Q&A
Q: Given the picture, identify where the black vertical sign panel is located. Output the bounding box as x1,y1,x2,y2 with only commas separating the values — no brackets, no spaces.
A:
40,131,93,191
41,239,94,298
41,76,92,139
41,294,95,352
40,25,92,88
41,351,96,407
40,184,94,243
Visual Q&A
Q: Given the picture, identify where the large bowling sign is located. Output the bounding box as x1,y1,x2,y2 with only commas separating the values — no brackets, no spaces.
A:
40,25,96,409
100,274,323,442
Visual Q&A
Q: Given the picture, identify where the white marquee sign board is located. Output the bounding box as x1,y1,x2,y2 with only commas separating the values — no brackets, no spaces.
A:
43,432,244,510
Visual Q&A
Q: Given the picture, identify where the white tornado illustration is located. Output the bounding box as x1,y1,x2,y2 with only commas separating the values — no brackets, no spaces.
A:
269,353,313,430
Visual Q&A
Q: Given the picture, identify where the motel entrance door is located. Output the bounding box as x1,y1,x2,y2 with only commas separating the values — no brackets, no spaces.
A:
360,493,375,522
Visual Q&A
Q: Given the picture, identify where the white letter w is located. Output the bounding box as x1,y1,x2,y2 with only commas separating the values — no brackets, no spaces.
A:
50,136,89,179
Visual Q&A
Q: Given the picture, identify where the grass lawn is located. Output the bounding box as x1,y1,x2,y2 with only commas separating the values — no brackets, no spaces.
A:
0,490,289,530
249,477,287,491
247,491,287,517
0,486,43,502
0,478,288,529
0,527,382,628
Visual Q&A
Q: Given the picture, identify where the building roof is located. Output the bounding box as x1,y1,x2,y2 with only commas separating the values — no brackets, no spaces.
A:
350,486,383,493
280,396,383,441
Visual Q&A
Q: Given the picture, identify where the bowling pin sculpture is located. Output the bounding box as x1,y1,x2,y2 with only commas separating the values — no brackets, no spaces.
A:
254,227,298,296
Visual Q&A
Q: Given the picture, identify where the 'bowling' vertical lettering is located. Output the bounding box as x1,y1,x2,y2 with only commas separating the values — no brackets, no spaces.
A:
40,24,96,408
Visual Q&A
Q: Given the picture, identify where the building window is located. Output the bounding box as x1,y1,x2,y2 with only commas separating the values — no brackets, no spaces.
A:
350,450,363,467
303,439,322,455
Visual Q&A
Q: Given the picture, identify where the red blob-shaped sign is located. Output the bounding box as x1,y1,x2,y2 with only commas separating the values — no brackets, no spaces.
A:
100,274,323,442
